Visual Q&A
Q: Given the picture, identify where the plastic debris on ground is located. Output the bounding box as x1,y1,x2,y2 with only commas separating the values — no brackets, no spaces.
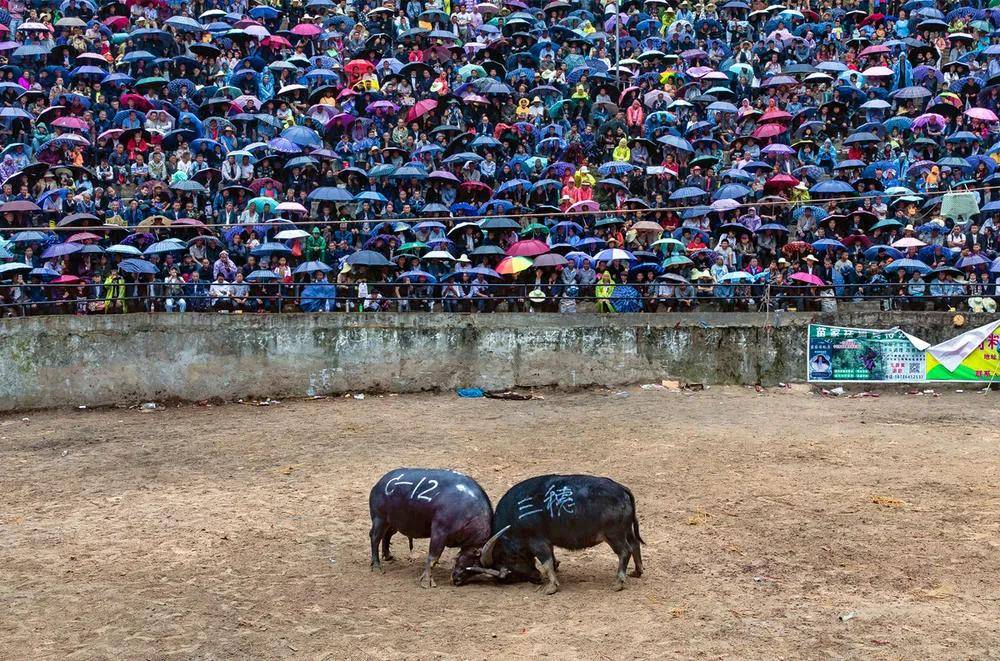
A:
456,388,485,398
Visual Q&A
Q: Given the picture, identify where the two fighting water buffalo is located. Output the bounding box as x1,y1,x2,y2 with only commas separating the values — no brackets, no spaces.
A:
369,468,643,594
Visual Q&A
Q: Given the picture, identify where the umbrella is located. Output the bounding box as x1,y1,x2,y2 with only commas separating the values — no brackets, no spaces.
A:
251,242,293,256
345,250,394,267
610,285,643,312
496,255,533,275
506,239,550,257
293,261,333,274
246,269,279,282
789,272,825,286
884,259,932,274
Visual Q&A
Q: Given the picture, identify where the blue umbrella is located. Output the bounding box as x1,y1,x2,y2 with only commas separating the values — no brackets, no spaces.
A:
143,239,187,255
810,180,855,195
308,187,354,202
9,231,49,243
398,270,438,282
293,261,333,274
884,258,931,274
29,267,59,279
0,262,31,275
863,245,904,260
246,269,279,282
41,243,83,258
107,244,144,256
281,126,323,148
251,242,293,256
669,186,708,200
812,238,846,252
118,258,159,275
610,285,643,312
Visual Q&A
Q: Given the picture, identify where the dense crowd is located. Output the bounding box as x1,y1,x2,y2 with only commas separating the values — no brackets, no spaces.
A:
0,0,999,316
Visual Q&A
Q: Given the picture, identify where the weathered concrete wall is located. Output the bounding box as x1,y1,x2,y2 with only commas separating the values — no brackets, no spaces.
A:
0,311,988,410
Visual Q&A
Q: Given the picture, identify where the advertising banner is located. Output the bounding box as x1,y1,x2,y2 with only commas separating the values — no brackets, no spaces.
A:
925,320,1000,382
807,324,929,382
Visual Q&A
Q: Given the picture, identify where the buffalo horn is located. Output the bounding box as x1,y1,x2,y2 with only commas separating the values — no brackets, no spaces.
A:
479,525,510,567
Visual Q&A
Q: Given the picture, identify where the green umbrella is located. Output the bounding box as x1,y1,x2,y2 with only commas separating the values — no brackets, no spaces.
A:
135,76,168,88
519,223,550,236
651,237,685,254
458,64,486,81
248,196,278,212
397,241,429,253
662,255,694,268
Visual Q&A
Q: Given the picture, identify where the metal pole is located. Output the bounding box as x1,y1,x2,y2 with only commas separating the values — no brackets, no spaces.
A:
615,4,621,84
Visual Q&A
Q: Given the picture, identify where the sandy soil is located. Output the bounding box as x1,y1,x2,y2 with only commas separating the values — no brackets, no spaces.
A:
2,386,999,660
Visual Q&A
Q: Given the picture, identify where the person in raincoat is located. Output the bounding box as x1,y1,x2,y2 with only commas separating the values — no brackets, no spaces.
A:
613,138,631,163
103,270,126,314
305,226,327,262
595,271,616,312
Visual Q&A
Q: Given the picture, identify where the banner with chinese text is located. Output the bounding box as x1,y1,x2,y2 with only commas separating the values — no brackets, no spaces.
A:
807,324,928,382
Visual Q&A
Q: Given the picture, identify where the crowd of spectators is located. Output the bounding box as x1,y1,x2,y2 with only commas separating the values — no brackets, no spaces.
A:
0,0,999,316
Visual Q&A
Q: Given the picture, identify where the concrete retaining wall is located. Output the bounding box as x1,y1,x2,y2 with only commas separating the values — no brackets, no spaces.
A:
0,311,987,410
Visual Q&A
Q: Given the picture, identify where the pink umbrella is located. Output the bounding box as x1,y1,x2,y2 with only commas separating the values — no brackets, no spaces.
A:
232,95,262,109
262,35,292,49
506,239,550,257
567,200,600,213
892,237,926,248
428,170,460,182
66,231,102,243
406,98,438,122
965,107,998,122
789,272,824,286
51,116,88,130
291,23,322,37
97,128,124,141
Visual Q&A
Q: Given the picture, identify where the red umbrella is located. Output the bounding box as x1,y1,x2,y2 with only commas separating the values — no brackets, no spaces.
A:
51,275,83,285
506,239,550,257
344,59,375,77
119,93,153,112
789,272,824,286
458,180,493,200
752,123,786,139
407,98,438,122
764,173,799,191
782,241,811,255
843,235,872,249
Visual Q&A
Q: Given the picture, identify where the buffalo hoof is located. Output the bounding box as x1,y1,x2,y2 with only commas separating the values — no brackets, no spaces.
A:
419,573,437,589
371,563,384,575
611,579,625,592
629,569,642,578
382,553,395,562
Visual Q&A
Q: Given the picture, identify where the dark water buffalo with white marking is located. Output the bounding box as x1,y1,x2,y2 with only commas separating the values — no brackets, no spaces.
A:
477,474,643,595
369,468,494,587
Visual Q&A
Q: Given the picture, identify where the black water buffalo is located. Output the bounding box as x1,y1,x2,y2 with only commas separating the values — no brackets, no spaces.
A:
477,474,643,595
369,468,497,587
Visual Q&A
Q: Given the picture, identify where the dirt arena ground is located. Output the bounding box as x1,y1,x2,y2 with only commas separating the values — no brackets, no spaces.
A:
2,386,999,659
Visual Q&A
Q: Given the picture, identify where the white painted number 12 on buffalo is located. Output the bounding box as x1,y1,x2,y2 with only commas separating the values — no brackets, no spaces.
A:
385,473,437,501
